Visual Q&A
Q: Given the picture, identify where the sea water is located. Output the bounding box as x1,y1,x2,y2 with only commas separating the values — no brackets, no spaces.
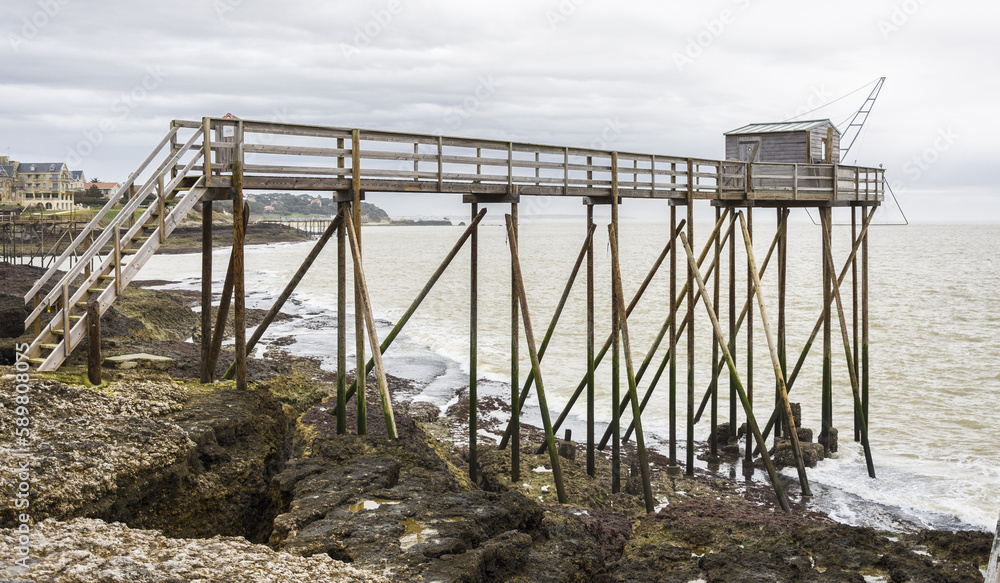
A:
134,217,1000,532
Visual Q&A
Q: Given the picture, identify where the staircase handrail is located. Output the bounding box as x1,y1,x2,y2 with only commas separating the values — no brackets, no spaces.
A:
23,130,204,329
24,125,182,302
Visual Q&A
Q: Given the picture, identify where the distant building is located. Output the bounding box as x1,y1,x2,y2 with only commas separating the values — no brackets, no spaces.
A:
89,182,120,198
0,159,15,206
724,119,840,164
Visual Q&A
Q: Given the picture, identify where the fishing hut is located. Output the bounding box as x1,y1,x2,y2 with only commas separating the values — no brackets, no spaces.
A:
19,116,883,513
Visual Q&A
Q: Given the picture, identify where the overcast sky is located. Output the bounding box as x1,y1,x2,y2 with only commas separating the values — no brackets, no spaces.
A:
2,0,998,221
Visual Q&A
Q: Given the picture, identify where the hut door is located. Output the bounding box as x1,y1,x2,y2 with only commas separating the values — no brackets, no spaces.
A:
738,139,760,162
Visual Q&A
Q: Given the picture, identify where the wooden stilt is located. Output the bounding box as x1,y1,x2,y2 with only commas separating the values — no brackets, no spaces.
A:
679,231,791,513
710,206,721,458
686,160,695,476
86,298,101,386
352,130,366,435
756,205,879,446
199,199,213,384
862,204,871,435
330,210,488,416
232,160,247,391
505,213,567,504
470,202,479,482
543,217,691,453
611,151,621,493
345,210,398,439
222,212,343,381
619,214,730,446
821,207,833,454
500,223,596,449
744,207,753,473
985,511,1000,582
728,209,738,445
738,212,811,496
511,201,520,481
609,222,655,512
337,201,348,435
852,206,861,442
586,203,595,477
209,205,249,380
777,208,788,439
819,210,875,478
666,204,679,471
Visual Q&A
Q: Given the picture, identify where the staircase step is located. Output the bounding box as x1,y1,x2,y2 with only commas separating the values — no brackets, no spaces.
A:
27,358,46,366
69,316,82,322
98,275,116,281
122,249,139,255
87,287,107,294
40,343,59,350
51,329,64,336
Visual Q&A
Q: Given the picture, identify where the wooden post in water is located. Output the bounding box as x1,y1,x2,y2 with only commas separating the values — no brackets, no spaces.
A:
819,210,875,478
345,212,398,440
738,212,811,496
744,207,754,473
337,192,347,433
199,199,213,384
352,130,366,435
679,231,791,513
86,298,101,386
611,151,621,492
710,206,721,458
862,204,871,435
501,224,594,449
777,208,788,439
686,159,695,476
609,223,656,513
469,202,478,482
668,203,680,475
505,214,567,504
511,201,520,481
821,206,834,454
232,160,247,391
586,202,595,477
728,210,738,445
756,206,878,448
852,206,861,442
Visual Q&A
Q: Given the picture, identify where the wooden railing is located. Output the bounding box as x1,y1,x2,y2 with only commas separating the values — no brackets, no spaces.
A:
171,117,884,204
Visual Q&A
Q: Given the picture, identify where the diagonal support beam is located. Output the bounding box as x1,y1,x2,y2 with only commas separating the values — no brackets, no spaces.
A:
680,231,792,513
820,209,875,478
505,213,567,503
345,210,397,439
738,211,812,496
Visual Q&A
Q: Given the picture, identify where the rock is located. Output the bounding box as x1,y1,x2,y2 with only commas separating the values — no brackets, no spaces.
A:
0,373,289,543
820,426,839,454
0,518,386,583
406,400,440,423
770,439,826,468
103,353,175,371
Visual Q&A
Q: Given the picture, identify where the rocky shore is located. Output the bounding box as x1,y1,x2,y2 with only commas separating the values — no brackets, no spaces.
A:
0,263,993,582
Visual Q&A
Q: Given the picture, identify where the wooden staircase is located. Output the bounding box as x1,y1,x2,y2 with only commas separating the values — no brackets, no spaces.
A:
22,126,211,371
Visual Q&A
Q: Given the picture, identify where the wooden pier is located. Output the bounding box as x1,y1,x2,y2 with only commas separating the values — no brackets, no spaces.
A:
20,116,883,510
